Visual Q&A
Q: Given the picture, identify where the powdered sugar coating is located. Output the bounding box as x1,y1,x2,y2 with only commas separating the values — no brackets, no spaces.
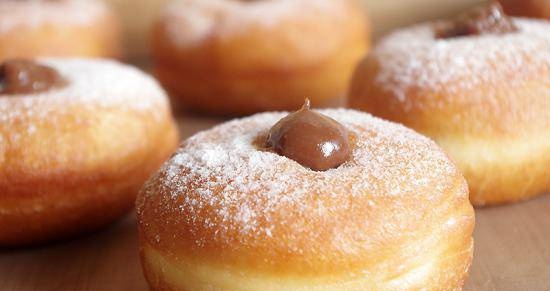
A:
372,18,550,108
0,0,109,33
160,0,351,46
0,58,170,137
139,109,463,248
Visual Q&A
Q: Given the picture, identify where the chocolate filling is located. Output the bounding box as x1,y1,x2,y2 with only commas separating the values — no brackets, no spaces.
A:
266,99,352,171
436,2,518,39
0,59,66,95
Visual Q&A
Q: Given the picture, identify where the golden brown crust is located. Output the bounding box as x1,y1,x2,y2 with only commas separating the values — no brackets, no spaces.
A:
0,59,179,246
0,111,178,246
0,0,122,62
349,19,550,206
500,0,550,19
138,110,474,290
152,0,369,115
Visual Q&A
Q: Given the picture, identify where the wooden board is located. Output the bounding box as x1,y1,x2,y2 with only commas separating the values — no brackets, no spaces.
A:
0,115,549,291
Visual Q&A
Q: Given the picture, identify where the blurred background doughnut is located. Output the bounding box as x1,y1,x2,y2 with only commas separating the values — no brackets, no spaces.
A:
349,3,550,206
151,0,370,115
0,0,122,62
0,58,178,246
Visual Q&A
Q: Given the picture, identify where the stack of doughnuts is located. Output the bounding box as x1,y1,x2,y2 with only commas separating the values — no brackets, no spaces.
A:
349,3,550,205
137,108,474,291
0,58,178,246
152,0,370,115
0,0,122,62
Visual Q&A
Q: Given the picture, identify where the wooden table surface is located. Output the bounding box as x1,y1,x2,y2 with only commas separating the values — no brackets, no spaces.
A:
1,115,549,291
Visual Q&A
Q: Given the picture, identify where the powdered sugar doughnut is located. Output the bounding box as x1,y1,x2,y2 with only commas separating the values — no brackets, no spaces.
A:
0,0,122,62
152,0,370,115
349,17,550,206
137,109,474,291
0,58,179,246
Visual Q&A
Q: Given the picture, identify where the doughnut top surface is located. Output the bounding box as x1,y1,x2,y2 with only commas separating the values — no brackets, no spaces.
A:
138,109,467,271
0,0,108,33
370,18,550,108
0,58,169,130
160,0,355,46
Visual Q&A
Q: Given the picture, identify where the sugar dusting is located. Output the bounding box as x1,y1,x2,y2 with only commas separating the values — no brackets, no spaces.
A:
160,0,349,46
0,0,109,33
372,18,550,110
139,109,461,247
0,58,169,138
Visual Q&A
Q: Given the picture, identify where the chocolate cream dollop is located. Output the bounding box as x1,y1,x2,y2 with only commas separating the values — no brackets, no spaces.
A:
0,59,66,95
436,2,518,39
266,99,352,171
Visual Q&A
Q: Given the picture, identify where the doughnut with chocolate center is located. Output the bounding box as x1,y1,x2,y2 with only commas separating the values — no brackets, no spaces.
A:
349,5,550,206
137,109,474,290
0,58,179,246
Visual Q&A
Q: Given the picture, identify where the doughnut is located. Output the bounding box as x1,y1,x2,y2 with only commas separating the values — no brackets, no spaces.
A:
0,0,122,62
0,58,179,246
137,107,474,290
349,3,550,206
500,0,550,19
152,0,370,115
